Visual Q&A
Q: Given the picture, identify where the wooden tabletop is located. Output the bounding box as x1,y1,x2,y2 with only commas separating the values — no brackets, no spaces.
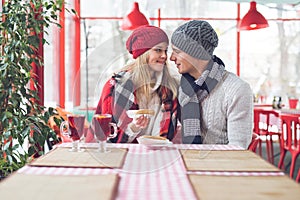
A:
1,143,299,200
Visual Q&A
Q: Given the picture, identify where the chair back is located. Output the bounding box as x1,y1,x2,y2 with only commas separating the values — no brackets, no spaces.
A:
253,108,280,135
280,113,300,151
248,133,259,153
253,108,281,164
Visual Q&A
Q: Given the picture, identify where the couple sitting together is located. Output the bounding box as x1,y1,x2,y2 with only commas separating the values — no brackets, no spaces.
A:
92,20,253,149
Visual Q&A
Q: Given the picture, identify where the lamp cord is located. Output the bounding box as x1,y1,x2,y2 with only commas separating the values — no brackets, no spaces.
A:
83,19,89,118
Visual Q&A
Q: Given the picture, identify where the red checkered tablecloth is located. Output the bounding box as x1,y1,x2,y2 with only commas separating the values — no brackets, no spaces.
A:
17,143,284,200
186,171,285,176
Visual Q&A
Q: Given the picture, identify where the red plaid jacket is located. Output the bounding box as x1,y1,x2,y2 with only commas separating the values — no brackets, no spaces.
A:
95,73,178,143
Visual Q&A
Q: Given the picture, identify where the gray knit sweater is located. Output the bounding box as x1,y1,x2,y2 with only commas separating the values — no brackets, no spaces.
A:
200,71,253,149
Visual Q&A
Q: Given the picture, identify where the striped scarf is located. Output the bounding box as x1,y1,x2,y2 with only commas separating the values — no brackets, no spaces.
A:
112,71,178,142
179,56,225,144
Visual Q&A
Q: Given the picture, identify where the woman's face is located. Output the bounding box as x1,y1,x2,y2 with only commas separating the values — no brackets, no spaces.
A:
147,42,168,72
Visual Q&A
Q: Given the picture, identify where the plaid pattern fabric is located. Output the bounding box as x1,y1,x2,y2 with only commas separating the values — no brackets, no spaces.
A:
96,71,178,143
179,56,225,144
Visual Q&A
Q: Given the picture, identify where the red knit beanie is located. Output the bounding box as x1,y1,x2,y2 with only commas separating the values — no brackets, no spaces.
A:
126,25,169,59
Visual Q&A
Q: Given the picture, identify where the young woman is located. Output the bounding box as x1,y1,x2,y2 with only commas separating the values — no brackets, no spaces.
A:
95,25,179,143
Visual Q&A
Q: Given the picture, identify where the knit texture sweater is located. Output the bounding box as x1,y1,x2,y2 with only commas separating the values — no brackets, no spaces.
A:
200,71,253,149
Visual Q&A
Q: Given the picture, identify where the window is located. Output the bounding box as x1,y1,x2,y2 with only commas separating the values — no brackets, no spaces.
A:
43,0,300,109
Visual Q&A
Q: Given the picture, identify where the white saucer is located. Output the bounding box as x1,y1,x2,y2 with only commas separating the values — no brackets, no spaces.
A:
137,136,173,150
141,142,173,150
126,109,154,119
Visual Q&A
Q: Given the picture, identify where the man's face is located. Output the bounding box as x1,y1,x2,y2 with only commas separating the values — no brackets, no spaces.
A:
169,45,199,76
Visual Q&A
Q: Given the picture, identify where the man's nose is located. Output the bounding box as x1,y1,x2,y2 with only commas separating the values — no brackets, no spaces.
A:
170,52,175,61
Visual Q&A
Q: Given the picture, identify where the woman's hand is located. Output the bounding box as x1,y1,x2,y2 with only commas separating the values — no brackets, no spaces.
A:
130,115,150,132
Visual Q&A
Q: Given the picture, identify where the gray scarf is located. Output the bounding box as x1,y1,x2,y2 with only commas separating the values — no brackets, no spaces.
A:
179,56,225,144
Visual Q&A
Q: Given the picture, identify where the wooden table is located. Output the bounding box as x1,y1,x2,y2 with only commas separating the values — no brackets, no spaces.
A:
0,143,299,200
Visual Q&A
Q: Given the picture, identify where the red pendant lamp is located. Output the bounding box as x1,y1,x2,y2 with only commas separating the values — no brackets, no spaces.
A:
121,2,149,30
239,1,269,31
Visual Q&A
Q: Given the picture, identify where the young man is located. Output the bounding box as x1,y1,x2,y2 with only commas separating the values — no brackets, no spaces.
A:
170,20,253,149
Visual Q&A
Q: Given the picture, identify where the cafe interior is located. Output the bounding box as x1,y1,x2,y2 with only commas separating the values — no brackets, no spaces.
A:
1,0,300,199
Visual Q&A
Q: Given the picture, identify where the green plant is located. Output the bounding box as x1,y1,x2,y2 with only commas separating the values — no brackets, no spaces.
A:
0,0,67,178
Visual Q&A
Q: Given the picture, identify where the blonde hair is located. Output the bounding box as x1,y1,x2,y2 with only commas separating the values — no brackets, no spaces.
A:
122,50,178,104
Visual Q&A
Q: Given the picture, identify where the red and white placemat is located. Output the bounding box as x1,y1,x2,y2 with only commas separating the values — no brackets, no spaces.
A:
16,143,285,200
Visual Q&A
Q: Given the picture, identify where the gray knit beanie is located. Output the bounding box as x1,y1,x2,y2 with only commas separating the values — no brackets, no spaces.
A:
171,20,218,60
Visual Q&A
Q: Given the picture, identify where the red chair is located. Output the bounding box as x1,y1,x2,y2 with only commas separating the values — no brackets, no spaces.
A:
296,169,300,183
253,108,280,164
248,133,259,153
278,114,300,179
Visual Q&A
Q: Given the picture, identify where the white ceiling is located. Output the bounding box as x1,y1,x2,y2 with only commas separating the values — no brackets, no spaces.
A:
213,0,300,5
